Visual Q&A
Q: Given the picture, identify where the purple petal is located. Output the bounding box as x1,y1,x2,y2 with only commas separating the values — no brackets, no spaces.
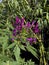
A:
16,16,21,24
33,38,37,43
35,22,38,28
13,29,16,36
26,22,31,28
33,28,40,33
32,20,36,26
26,37,37,44
11,38,14,42
26,38,33,44
27,38,33,41
21,17,24,26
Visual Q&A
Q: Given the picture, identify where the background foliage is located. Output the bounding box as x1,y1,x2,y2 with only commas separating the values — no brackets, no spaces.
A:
0,0,49,65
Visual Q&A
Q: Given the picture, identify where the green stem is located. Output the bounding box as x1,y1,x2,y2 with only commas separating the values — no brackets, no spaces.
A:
30,28,47,65
39,42,47,65
2,46,4,55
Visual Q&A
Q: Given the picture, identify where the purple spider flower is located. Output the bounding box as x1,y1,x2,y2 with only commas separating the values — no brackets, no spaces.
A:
33,27,40,33
32,20,36,27
27,38,33,42
33,38,37,43
13,16,25,36
25,22,31,28
15,16,23,31
32,21,39,27
13,28,17,36
26,38,37,44
32,21,40,33
13,16,24,31
16,16,24,25
35,22,39,28
21,17,25,27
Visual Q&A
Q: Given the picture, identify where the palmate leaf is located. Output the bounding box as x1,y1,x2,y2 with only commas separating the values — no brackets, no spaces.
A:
26,44,39,60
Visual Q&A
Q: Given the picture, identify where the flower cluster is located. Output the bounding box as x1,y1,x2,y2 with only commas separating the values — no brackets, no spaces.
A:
13,16,24,36
26,38,37,44
32,21,40,33
12,16,40,44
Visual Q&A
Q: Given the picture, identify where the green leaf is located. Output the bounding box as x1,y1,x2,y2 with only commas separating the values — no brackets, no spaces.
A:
2,36,8,49
43,20,48,27
0,54,12,61
26,45,39,60
27,60,35,65
9,61,19,65
13,45,20,61
6,43,16,49
19,44,26,51
0,61,6,65
46,52,49,60
0,36,8,55
39,8,43,15
38,19,42,29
